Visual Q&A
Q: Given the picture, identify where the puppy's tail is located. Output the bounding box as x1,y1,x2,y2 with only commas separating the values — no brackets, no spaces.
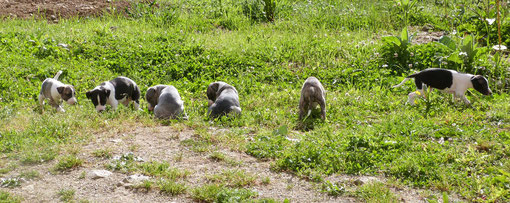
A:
392,73,419,88
53,71,63,80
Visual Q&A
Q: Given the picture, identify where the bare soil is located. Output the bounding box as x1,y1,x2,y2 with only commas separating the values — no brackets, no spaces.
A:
3,125,355,202
0,0,131,20
2,124,459,202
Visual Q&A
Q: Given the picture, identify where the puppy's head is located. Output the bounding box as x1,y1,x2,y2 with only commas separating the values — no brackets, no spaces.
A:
206,82,221,103
57,85,77,105
471,75,492,96
86,87,111,112
145,85,166,111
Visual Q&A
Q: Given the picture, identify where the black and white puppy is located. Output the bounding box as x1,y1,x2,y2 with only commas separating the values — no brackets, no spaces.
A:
299,77,326,120
38,71,77,112
393,68,492,105
206,81,241,118
145,85,187,119
86,76,141,112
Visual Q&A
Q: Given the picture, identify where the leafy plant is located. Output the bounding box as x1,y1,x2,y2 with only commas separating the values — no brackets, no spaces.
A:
380,27,414,74
395,0,418,26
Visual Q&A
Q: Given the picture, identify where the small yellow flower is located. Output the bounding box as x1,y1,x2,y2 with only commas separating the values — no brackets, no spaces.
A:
415,91,421,96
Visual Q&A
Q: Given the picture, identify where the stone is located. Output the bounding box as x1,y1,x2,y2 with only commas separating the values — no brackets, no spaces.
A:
123,174,149,184
89,170,112,179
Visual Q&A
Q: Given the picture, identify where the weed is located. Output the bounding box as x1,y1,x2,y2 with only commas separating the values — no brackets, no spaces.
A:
0,191,21,203
191,184,257,202
106,152,138,173
54,155,83,172
180,139,211,153
79,171,86,179
57,188,75,202
206,169,256,188
261,177,270,185
209,151,242,166
92,148,113,159
133,180,153,192
158,179,187,196
354,182,399,203
321,181,345,197
19,170,40,180
0,177,21,188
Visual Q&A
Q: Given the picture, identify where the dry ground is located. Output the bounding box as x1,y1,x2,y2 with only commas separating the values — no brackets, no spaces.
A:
2,124,457,202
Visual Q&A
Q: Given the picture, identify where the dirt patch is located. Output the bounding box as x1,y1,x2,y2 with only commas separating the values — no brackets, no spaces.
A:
411,26,445,45
0,0,131,21
3,125,354,202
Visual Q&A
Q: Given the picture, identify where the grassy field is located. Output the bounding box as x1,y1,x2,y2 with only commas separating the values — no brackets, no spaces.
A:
1,0,509,202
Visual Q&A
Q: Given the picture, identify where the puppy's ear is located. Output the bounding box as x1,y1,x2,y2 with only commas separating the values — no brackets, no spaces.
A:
105,89,111,97
207,83,219,101
57,86,64,94
86,91,92,99
145,88,155,101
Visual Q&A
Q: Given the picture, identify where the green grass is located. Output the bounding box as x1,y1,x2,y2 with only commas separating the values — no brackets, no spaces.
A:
209,151,242,166
0,191,21,203
354,182,399,203
92,148,113,159
158,179,187,196
54,155,83,172
137,161,190,180
0,0,509,201
206,169,257,188
191,184,258,203
57,189,76,202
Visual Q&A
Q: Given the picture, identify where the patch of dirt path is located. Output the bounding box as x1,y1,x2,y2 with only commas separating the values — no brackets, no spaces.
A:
0,0,130,20
4,125,354,202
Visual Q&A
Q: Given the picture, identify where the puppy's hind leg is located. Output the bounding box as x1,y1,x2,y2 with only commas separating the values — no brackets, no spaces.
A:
458,93,471,105
407,92,418,105
38,94,45,108
319,98,326,120
133,100,141,110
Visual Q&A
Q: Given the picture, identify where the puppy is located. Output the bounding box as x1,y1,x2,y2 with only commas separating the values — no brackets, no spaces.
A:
38,71,77,112
299,77,326,120
145,85,187,119
206,81,241,118
86,76,141,112
393,68,492,105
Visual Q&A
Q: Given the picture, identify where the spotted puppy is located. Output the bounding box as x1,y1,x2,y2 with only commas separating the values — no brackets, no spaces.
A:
393,68,492,105
299,77,326,120
38,71,77,112
86,76,141,112
206,81,241,118
145,85,187,119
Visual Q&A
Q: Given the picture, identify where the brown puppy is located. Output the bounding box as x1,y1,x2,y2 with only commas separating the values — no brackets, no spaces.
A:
299,77,326,120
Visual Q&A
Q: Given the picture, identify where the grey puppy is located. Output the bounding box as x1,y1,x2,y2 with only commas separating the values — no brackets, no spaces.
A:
38,71,77,112
299,77,326,120
206,81,241,118
145,85,187,119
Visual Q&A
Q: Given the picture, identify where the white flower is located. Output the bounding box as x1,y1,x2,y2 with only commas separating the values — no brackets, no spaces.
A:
493,45,507,51
459,52,468,56
394,53,398,58
382,64,388,68
452,30,457,35
486,18,496,25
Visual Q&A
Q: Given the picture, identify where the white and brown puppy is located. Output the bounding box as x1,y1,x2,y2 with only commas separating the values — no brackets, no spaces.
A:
393,68,492,105
86,76,141,112
38,71,77,112
145,85,187,119
206,81,241,118
299,77,326,120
